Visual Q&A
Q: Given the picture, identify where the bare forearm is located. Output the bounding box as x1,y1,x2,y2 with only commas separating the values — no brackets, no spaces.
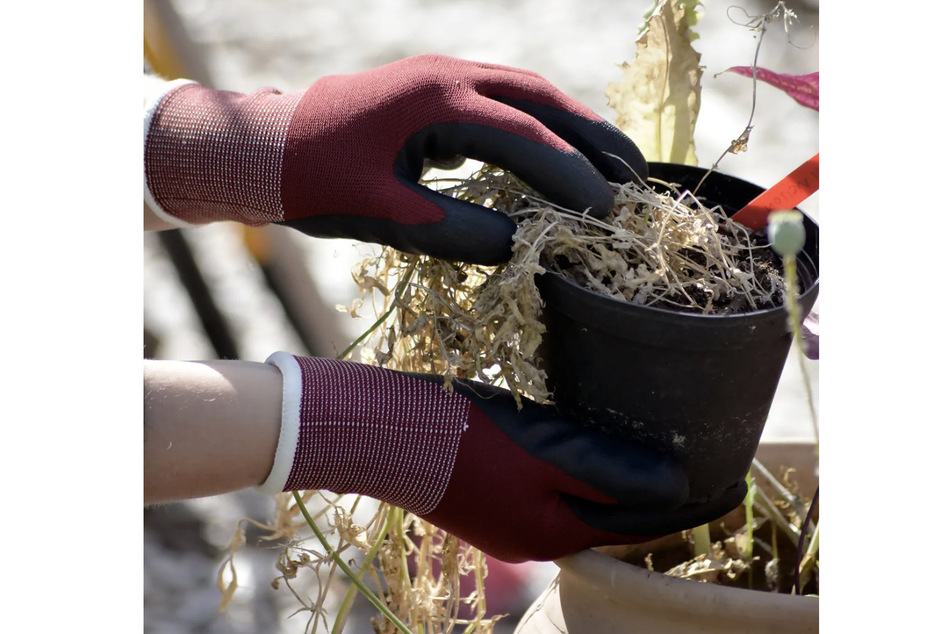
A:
144,359,283,504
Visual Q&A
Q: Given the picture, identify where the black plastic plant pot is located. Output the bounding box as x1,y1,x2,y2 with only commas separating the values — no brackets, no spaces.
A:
535,162,819,504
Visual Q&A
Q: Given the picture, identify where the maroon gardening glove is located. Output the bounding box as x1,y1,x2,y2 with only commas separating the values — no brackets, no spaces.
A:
144,54,647,265
260,353,746,563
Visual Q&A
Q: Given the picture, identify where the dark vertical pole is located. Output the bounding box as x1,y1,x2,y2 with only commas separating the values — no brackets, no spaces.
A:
156,230,241,359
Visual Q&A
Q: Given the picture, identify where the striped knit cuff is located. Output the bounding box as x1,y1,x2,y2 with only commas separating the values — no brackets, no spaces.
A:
143,77,199,228
143,82,303,227
259,353,470,516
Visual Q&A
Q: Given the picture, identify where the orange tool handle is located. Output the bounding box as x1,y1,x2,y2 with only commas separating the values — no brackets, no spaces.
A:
731,152,819,230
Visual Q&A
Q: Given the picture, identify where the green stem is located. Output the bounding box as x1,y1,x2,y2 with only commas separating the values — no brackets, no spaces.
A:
794,486,820,594
330,586,357,634
292,491,413,634
692,523,712,558
805,521,820,560
330,508,395,634
802,520,820,571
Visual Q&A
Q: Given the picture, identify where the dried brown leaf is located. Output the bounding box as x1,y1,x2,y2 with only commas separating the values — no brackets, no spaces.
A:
606,0,703,164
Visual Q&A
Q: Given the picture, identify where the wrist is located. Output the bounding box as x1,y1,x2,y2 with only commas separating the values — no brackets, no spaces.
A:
258,351,305,494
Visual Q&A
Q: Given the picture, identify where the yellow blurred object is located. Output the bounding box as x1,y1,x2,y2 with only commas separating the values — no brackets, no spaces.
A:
241,225,272,263
144,0,185,79
143,0,348,358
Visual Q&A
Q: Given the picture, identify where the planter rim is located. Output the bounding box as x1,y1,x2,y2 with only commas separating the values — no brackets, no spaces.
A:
551,440,820,623
538,264,819,324
536,262,819,352
553,547,818,621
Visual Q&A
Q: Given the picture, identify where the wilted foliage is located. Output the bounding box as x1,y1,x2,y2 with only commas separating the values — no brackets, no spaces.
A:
349,166,786,405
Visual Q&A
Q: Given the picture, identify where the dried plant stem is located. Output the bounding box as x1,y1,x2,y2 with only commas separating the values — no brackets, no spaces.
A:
751,491,801,547
330,505,397,634
462,550,488,634
355,167,786,406
292,491,414,634
699,2,801,192
751,458,813,534
338,261,418,361
794,486,819,595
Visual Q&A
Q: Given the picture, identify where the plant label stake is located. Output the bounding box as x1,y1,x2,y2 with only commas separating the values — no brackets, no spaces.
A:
731,153,819,230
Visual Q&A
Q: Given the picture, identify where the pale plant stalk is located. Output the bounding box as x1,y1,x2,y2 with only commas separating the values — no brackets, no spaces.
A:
775,219,819,594
743,470,756,561
462,550,488,634
742,470,757,588
782,254,819,448
801,523,819,573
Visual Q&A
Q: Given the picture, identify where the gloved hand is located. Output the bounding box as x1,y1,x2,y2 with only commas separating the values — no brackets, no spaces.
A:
143,54,647,265
261,353,746,563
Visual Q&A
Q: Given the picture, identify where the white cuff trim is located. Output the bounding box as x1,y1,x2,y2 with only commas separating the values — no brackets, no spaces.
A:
258,351,305,495
143,77,201,229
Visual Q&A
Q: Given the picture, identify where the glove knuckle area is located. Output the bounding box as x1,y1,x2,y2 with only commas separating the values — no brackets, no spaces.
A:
493,96,648,185
408,121,614,218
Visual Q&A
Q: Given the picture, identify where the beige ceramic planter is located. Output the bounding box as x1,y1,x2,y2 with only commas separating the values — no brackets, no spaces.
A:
515,441,819,634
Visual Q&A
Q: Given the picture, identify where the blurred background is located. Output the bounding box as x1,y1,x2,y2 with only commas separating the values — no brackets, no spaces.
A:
143,1,819,632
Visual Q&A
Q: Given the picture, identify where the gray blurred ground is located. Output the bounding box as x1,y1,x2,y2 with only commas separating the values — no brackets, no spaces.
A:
144,1,820,632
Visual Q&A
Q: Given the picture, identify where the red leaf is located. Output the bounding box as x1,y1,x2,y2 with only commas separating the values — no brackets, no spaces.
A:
724,67,819,111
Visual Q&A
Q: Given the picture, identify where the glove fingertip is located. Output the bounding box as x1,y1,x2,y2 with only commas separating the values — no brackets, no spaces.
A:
581,171,618,219
412,186,518,264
